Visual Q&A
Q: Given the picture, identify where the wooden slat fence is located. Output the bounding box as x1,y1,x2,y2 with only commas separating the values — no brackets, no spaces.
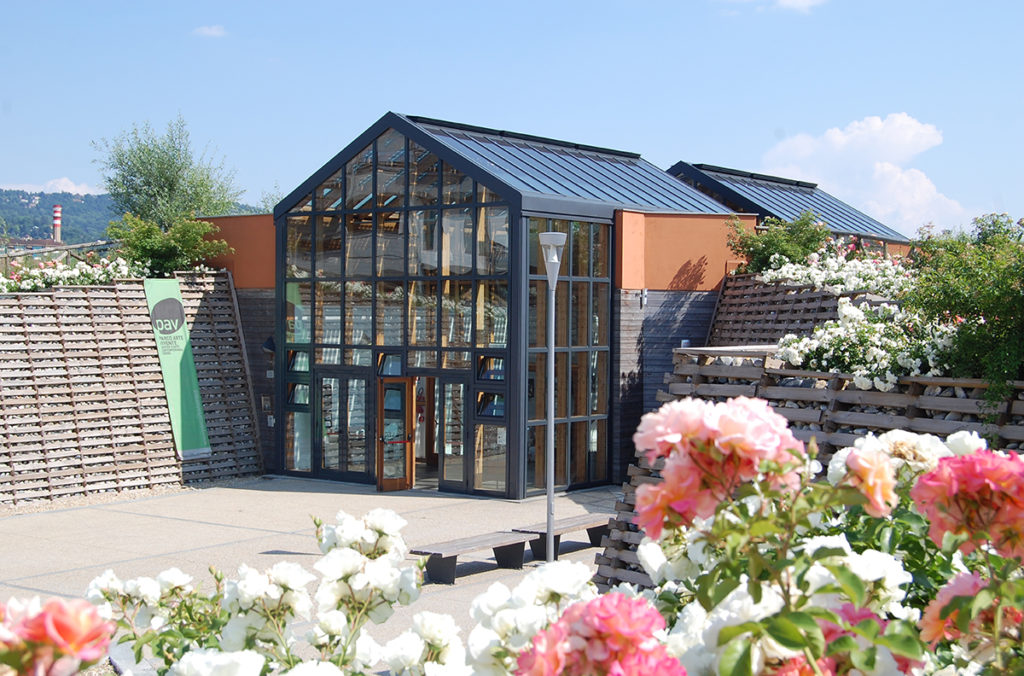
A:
593,345,1024,591
0,273,262,505
706,274,883,346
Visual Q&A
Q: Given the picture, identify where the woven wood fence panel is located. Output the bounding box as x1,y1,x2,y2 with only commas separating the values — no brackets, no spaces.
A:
0,273,262,505
593,346,1024,591
707,274,880,346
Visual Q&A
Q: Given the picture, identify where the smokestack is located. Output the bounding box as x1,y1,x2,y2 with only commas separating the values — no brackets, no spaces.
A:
52,204,62,243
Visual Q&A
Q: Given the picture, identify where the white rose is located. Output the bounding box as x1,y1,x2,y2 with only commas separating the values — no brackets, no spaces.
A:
169,649,265,676
318,609,348,636
157,567,193,592
268,561,316,590
413,610,461,646
315,548,366,581
945,430,987,456
384,631,426,672
281,661,346,676
125,576,162,605
364,508,408,535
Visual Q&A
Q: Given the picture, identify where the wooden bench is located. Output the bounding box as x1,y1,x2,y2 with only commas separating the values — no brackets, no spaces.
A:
513,513,612,561
410,531,535,584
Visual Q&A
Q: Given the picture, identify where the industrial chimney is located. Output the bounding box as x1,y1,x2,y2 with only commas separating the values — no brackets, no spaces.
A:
52,204,62,243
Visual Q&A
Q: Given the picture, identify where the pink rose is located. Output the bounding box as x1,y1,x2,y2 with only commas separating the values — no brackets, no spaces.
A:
845,447,898,517
15,598,114,662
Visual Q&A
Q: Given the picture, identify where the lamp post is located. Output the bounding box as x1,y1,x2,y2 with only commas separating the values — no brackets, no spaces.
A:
538,231,566,562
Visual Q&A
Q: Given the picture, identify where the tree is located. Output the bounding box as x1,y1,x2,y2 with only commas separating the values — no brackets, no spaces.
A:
107,213,233,277
727,210,831,274
93,115,242,230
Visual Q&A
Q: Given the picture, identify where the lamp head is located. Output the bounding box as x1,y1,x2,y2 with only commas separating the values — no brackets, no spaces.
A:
538,231,566,285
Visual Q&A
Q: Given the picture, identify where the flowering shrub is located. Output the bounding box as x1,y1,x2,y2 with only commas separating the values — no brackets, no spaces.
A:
775,299,953,391
631,397,1024,675
0,596,114,674
757,237,914,298
0,255,148,293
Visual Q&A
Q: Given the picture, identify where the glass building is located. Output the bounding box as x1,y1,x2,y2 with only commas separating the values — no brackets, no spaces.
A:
273,113,727,498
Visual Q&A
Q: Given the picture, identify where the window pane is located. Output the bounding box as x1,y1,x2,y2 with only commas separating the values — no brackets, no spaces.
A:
529,280,568,348
316,169,344,211
285,411,311,472
592,223,610,279
441,162,473,204
314,282,342,344
528,217,546,275
408,210,439,276
590,351,608,414
476,281,508,348
285,216,312,278
408,280,438,346
477,356,505,382
379,353,402,376
478,207,509,275
285,282,311,343
570,220,589,277
571,282,588,346
345,142,373,210
376,211,405,276
442,382,464,483
345,348,372,366
376,129,406,209
407,350,438,369
288,192,313,213
571,420,588,485
592,283,609,347
590,419,608,482
476,392,505,418
555,351,568,418
344,282,372,345
572,351,588,417
474,424,506,492
287,382,309,405
287,349,309,373
316,348,341,365
322,378,342,470
410,142,438,207
345,379,369,473
442,350,471,370
479,183,503,203
441,280,472,348
441,208,473,275
528,423,575,489
316,215,342,278
528,352,544,422
376,282,404,346
345,213,373,278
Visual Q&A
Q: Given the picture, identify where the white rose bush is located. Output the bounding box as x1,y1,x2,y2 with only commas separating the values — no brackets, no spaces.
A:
0,254,149,292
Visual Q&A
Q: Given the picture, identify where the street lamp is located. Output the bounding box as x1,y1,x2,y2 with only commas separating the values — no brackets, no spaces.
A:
538,231,566,562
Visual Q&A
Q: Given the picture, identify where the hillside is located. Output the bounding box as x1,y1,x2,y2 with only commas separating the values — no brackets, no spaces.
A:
0,189,264,245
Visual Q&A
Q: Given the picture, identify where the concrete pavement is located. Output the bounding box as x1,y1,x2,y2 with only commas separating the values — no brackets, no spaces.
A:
0,476,620,671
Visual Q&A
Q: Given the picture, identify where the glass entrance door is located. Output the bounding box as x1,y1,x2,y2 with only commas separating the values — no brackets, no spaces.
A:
377,377,414,491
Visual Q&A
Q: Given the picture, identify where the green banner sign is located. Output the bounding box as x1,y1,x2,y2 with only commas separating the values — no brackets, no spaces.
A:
144,279,211,460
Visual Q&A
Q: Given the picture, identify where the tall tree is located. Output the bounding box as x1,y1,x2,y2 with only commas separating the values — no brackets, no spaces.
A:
93,115,241,230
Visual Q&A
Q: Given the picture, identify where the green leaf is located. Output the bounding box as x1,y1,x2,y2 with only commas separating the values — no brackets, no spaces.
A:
826,635,860,656
877,633,924,660
850,645,877,672
826,564,867,608
786,611,826,657
810,546,848,561
970,587,997,619
719,637,754,676
764,616,807,651
718,621,762,645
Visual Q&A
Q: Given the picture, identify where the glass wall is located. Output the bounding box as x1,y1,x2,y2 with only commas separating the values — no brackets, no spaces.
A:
278,127,512,494
526,217,611,491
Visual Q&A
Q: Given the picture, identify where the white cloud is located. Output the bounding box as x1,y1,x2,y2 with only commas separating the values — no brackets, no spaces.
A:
192,25,226,38
774,0,828,11
719,0,828,12
1,177,104,195
762,113,971,236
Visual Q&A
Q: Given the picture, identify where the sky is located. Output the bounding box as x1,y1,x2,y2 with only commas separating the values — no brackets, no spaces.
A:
1,0,1021,237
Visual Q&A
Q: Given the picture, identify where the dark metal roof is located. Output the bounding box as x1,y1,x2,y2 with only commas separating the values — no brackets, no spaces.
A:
405,115,728,216
667,161,909,243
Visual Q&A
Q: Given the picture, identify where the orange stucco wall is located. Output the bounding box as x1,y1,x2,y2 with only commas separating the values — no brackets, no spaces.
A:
205,214,276,289
615,210,755,291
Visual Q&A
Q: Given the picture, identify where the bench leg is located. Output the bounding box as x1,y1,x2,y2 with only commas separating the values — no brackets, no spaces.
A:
528,535,561,561
492,542,526,569
586,525,609,547
424,554,458,584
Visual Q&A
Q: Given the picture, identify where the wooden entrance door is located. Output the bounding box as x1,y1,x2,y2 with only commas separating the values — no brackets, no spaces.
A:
377,377,414,491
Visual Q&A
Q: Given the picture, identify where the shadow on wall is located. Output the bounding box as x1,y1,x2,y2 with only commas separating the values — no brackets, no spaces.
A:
666,256,708,291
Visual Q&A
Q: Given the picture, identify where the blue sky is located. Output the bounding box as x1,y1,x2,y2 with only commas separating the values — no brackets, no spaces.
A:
2,0,1021,236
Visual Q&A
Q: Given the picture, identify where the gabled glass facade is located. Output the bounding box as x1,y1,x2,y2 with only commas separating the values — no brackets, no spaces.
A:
275,122,613,498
